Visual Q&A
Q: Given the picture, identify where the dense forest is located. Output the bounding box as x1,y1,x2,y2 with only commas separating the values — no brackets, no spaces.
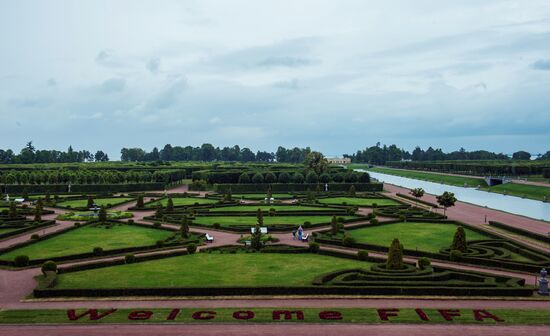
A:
0,142,108,164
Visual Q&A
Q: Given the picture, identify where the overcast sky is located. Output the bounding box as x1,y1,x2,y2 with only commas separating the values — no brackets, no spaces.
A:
1,0,550,158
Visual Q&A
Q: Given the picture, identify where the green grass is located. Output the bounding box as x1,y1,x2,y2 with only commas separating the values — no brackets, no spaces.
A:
56,197,134,208
482,183,550,202
232,193,294,199
193,215,356,227
0,227,19,234
54,253,373,288
209,205,338,212
345,222,489,253
365,167,486,187
57,211,133,221
0,308,548,324
318,197,400,207
0,224,172,260
146,197,218,208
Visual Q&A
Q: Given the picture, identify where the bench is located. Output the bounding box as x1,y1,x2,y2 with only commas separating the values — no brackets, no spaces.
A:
251,227,268,234
301,233,309,242
205,233,214,242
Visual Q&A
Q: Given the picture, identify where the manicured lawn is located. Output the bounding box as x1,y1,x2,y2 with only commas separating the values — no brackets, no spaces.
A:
209,205,338,212
232,193,294,199
367,167,486,187
482,183,550,202
345,222,489,253
56,197,134,208
318,197,400,207
0,227,19,234
193,215,356,227
54,253,374,288
0,308,548,325
0,224,172,260
146,197,218,208
57,211,133,221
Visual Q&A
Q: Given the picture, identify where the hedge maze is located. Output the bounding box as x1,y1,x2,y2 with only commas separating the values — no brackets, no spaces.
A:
0,161,545,303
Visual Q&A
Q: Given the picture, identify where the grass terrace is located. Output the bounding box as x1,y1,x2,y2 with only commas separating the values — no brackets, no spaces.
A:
317,197,400,207
0,223,172,260
192,215,357,228
145,197,218,208
208,205,340,212
55,197,134,209
482,183,550,202
53,253,375,289
342,222,489,253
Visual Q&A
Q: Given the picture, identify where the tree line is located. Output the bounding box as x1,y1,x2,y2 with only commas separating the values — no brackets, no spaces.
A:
345,143,548,165
121,144,312,163
0,142,109,164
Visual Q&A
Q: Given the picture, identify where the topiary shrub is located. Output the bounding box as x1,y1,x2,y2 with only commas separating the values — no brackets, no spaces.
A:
187,243,197,254
74,222,81,227
449,249,462,261
357,250,369,260
308,242,320,253
153,222,162,228
127,219,134,224
451,226,468,252
386,238,404,270
213,222,221,229
93,247,104,256
14,255,30,267
418,257,431,270
369,218,379,225
342,235,355,247
156,240,165,247
41,260,57,275
125,253,136,264
30,234,40,240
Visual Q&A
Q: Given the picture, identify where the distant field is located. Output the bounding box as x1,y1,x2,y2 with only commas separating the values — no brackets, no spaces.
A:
482,183,550,202
365,167,486,187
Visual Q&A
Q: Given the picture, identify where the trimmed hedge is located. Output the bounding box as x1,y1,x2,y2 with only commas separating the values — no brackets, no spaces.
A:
396,193,439,208
0,220,56,240
213,183,383,193
2,183,165,194
488,221,550,244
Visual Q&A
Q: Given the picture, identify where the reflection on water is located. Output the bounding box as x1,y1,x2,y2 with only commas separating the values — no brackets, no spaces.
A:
355,169,550,221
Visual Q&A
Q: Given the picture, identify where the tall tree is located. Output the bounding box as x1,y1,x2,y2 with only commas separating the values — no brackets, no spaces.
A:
436,191,457,217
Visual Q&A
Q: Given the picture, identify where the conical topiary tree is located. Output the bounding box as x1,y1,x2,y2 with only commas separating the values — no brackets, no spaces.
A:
451,226,468,252
155,204,164,218
180,216,189,239
136,194,144,208
98,207,107,222
87,195,94,209
386,238,404,269
256,208,264,226
330,215,338,235
8,201,17,219
166,197,174,212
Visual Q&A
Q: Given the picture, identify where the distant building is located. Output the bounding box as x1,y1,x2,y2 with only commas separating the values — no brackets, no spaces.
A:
327,157,351,164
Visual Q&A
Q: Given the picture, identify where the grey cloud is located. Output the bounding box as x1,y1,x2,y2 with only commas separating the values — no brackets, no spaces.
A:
257,56,312,68
47,78,57,87
99,78,126,94
147,58,160,74
150,77,187,109
9,97,51,108
532,59,550,70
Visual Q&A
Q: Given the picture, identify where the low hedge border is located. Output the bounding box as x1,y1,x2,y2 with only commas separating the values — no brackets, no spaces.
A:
144,215,367,232
2,183,166,194
213,183,383,193
396,193,439,208
488,221,550,244
0,220,57,240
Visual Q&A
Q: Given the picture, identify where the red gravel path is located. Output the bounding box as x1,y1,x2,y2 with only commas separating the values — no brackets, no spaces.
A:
0,324,546,336
384,184,550,237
